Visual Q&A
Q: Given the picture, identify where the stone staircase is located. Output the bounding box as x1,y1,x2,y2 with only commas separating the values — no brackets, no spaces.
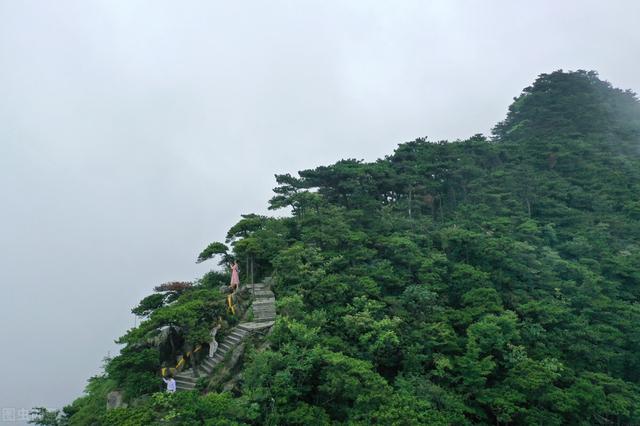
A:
174,282,276,391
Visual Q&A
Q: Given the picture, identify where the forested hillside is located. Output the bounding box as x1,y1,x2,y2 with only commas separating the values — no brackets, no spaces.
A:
36,70,640,425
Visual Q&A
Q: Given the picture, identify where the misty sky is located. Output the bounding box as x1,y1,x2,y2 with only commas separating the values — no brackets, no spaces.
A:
1,0,639,417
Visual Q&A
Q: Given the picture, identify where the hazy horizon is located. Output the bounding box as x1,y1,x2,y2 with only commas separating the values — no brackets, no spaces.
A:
1,0,639,421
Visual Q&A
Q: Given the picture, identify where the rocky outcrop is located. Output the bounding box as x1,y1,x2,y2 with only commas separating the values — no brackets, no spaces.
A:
106,390,126,410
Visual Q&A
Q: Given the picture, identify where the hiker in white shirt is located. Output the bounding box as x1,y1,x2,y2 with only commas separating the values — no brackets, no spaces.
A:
162,376,176,393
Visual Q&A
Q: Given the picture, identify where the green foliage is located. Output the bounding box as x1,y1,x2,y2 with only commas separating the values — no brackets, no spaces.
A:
105,347,160,399
199,270,231,289
61,375,117,426
243,341,389,424
196,241,229,264
131,293,166,317
60,70,640,425
99,392,257,425
29,408,65,425
118,287,230,347
101,407,155,426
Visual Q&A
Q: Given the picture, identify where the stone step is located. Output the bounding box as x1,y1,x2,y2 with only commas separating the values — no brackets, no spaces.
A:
219,340,239,353
248,288,268,294
202,357,218,370
200,358,219,376
239,320,275,330
216,333,245,347
254,315,276,322
214,350,227,359
254,305,275,311
229,329,248,337
220,342,232,351
253,298,276,304
224,336,243,346
176,382,195,391
176,385,195,391
224,335,242,346
175,374,198,384
175,378,197,389
227,329,246,338
253,301,275,306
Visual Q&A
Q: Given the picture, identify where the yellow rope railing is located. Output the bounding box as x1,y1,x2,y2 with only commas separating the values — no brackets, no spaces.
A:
161,344,202,377
227,293,236,315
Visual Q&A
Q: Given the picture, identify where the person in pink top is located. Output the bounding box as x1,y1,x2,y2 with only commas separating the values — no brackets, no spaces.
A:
230,260,240,291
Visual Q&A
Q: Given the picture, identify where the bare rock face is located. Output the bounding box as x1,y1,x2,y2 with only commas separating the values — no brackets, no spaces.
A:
106,390,127,410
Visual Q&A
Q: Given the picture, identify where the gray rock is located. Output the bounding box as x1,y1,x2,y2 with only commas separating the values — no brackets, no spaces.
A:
106,390,126,410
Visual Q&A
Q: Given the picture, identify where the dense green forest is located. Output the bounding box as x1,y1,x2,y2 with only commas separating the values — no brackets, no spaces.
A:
34,70,640,425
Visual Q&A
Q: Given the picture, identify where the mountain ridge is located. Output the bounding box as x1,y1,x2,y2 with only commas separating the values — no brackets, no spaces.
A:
34,70,640,426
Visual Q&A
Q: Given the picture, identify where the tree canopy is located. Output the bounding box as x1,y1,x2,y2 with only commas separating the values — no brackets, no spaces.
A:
36,70,640,426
